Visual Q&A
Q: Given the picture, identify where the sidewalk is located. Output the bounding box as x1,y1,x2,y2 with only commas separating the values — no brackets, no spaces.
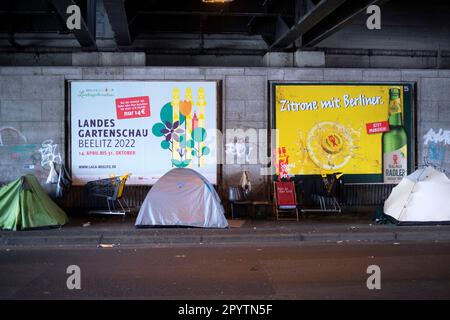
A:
1,214,450,247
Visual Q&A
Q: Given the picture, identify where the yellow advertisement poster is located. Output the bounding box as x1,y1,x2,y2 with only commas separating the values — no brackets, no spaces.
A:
274,84,407,180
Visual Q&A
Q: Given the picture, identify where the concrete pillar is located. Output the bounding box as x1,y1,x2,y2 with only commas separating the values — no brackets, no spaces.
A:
263,52,293,67
294,51,325,67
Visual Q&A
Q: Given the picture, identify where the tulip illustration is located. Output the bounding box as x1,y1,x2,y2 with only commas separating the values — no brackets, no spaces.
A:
179,100,192,116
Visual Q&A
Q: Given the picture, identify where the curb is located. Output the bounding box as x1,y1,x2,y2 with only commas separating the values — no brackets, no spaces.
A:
1,230,449,247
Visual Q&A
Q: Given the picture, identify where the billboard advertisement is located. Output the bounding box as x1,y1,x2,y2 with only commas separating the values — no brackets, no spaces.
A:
273,83,414,184
69,81,219,185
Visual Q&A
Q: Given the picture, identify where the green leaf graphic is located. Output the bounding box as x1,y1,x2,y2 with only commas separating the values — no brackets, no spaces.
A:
201,146,210,156
160,102,173,125
152,123,166,137
192,127,207,143
161,140,170,150
187,140,195,148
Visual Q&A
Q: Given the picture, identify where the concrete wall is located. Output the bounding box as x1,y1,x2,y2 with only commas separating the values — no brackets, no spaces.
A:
2,51,448,69
1,66,449,203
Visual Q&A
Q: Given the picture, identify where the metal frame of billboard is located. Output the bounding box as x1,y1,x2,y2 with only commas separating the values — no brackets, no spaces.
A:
65,79,223,187
269,81,417,184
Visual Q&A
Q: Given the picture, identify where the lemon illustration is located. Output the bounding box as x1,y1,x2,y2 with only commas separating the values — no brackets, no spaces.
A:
320,129,343,154
307,122,353,171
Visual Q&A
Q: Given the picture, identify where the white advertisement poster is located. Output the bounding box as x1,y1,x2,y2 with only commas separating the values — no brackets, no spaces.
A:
70,81,218,185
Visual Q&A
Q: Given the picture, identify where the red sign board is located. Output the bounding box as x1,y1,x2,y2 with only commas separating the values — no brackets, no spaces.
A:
115,96,150,120
275,182,297,205
366,121,389,134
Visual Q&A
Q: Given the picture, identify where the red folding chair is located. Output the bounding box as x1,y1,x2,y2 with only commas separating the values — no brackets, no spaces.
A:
273,181,299,221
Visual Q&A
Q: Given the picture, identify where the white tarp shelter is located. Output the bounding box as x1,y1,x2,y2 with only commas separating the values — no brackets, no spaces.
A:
384,166,450,224
135,168,228,228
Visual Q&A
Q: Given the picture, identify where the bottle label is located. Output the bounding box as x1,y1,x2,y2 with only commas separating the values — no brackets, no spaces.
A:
383,145,407,184
389,97,401,115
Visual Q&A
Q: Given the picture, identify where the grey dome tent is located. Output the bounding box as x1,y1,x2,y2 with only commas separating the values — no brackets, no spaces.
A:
384,166,450,225
135,168,228,228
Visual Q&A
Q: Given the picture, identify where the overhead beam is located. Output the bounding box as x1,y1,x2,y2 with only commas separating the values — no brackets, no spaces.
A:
86,0,96,39
302,0,391,47
136,11,290,18
127,1,286,15
129,16,276,36
103,0,131,46
49,0,97,48
269,0,347,49
0,10,57,15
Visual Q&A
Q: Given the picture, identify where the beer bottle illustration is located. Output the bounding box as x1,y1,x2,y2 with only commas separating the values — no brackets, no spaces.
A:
382,87,407,183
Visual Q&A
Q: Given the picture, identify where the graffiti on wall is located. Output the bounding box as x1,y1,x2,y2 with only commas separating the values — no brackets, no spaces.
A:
38,139,62,169
423,128,450,146
423,128,449,165
0,127,62,183
0,127,27,146
7,145,41,164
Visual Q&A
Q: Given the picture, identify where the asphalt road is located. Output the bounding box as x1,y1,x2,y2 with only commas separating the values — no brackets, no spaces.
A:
1,242,450,300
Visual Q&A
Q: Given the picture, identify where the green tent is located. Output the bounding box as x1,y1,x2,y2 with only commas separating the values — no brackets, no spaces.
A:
0,174,69,230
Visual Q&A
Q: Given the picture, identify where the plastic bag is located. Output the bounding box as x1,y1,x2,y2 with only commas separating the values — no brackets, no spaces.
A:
46,162,59,184
56,163,72,199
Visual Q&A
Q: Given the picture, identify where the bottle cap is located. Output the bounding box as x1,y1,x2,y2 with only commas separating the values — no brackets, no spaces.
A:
389,87,401,98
